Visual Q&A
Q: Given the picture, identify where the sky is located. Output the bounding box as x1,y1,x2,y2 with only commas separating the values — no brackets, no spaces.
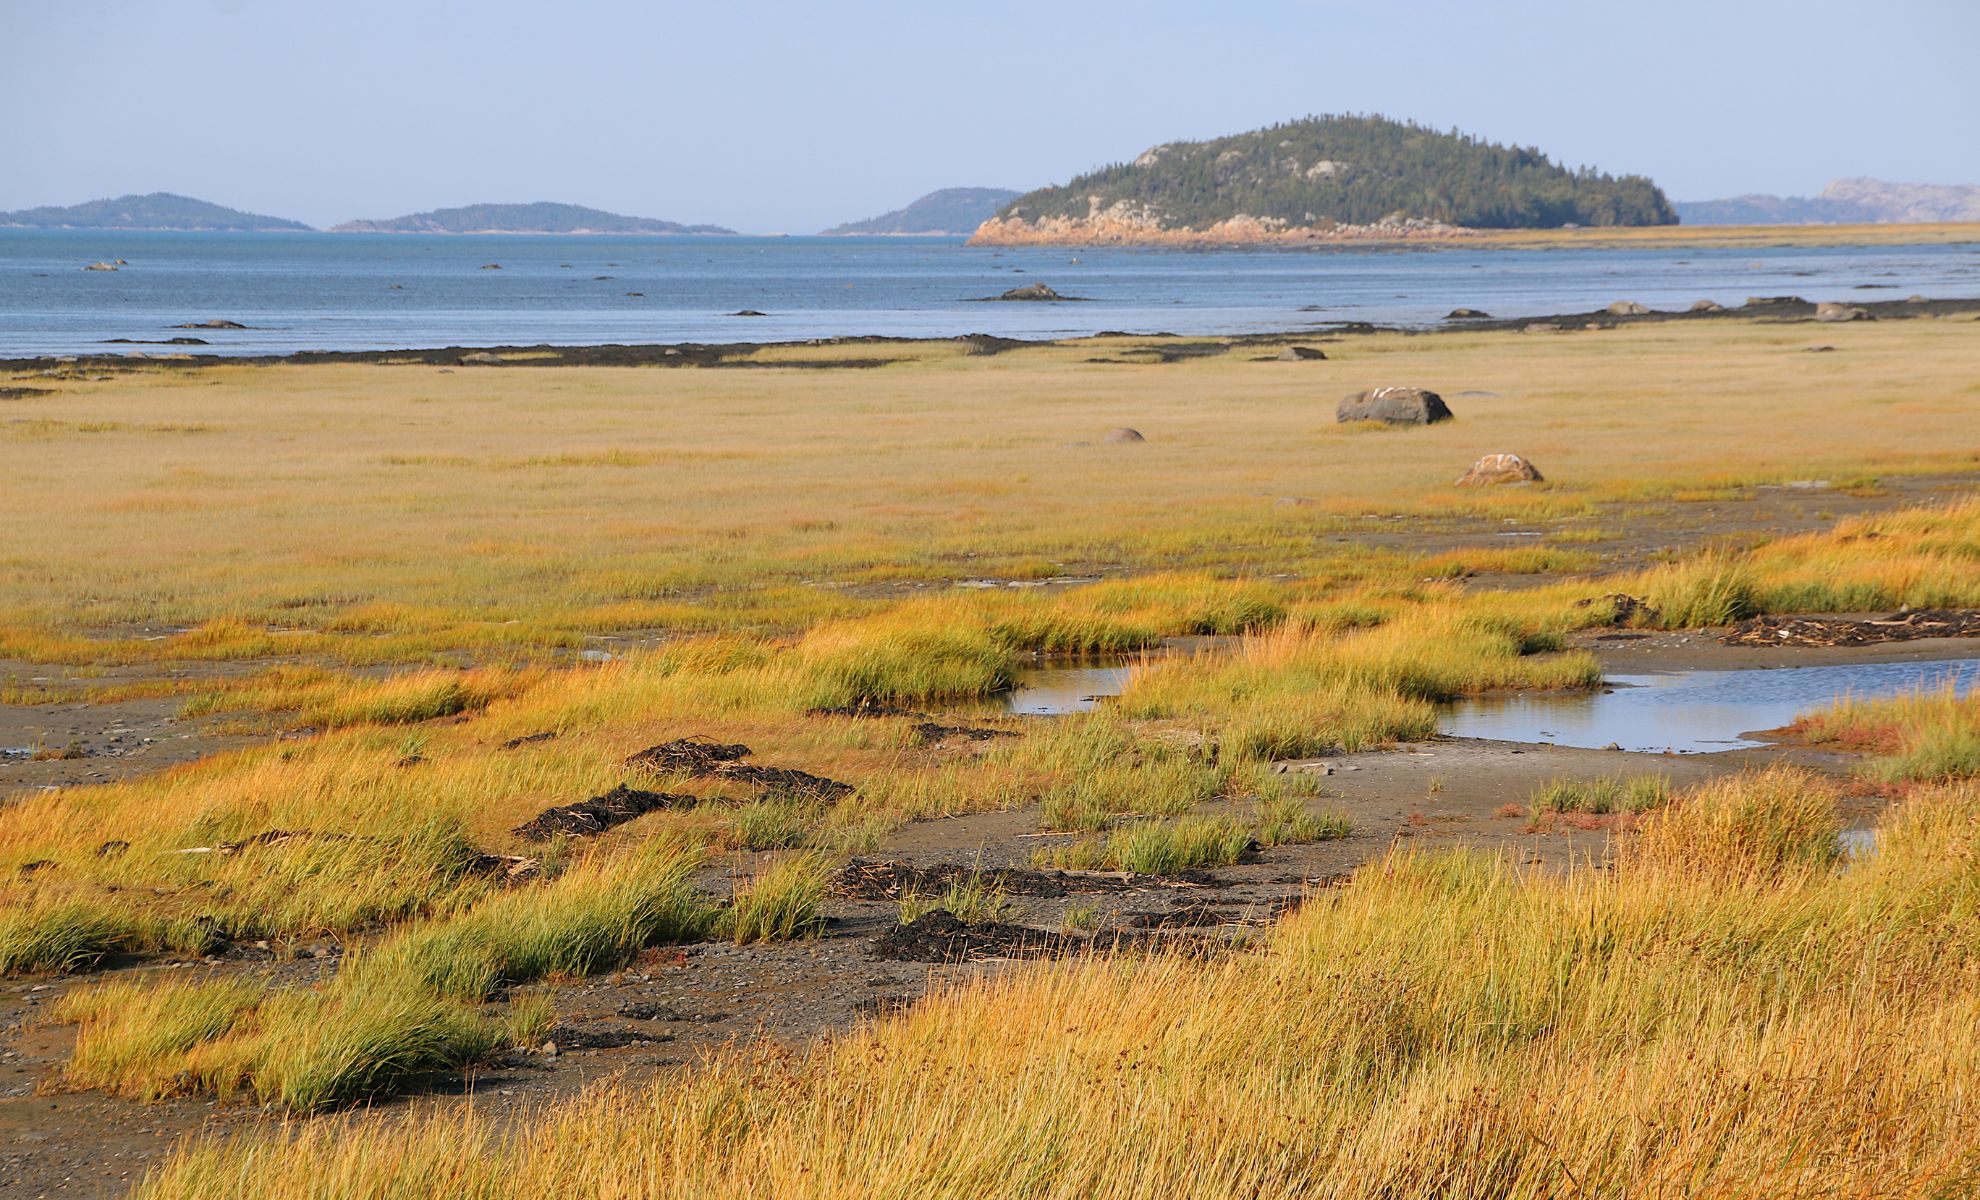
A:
6,0,1977,233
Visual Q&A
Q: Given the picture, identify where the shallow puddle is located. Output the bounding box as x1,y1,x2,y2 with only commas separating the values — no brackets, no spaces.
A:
1003,664,1135,715
1442,657,1977,753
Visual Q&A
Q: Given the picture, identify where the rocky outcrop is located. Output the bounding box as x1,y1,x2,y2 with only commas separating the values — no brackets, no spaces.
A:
1455,453,1543,485
1337,387,1452,426
970,210,1466,248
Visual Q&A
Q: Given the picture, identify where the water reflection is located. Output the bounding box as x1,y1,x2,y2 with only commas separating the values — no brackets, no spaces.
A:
1442,658,1976,754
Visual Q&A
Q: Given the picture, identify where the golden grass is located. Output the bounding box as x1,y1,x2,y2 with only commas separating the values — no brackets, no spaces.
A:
132,770,1980,1198
3,317,1977,659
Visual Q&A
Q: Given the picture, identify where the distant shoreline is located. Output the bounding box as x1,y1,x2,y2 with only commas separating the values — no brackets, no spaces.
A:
8,293,1975,373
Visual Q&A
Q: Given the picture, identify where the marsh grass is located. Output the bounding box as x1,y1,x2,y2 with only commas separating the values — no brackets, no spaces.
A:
1790,680,1980,782
1529,772,1671,815
898,866,1011,925
720,853,831,943
1042,816,1255,875
130,772,1980,1199
51,840,712,1109
1253,796,1354,847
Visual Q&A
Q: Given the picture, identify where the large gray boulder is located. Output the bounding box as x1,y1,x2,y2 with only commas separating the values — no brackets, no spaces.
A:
1338,386,1452,426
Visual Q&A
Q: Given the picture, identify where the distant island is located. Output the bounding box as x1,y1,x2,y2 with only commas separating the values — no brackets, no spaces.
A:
330,202,734,235
1678,178,1980,225
0,192,312,232
969,114,1674,246
822,188,1021,235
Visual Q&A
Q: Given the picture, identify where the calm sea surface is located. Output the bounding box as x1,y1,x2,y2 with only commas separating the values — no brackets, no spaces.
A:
2,230,1977,357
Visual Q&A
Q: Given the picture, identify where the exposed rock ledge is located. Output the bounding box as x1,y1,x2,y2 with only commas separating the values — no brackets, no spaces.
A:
967,212,1471,247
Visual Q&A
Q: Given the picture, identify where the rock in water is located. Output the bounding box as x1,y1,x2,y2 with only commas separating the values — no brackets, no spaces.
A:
1103,427,1146,443
1815,302,1871,322
1605,300,1650,316
1276,345,1327,360
984,282,1081,302
1337,386,1452,426
1455,452,1544,485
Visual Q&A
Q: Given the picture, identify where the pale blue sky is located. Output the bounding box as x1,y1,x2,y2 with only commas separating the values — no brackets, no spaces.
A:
6,0,1976,232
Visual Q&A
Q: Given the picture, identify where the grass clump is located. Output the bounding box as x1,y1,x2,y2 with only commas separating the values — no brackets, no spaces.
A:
899,867,1011,925
721,853,831,943
1530,773,1671,815
1791,681,1980,783
1254,796,1355,847
1629,765,1841,878
1041,816,1254,876
0,899,133,975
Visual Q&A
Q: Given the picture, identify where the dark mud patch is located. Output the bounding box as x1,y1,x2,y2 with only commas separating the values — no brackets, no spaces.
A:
1723,609,1980,648
833,858,1221,901
910,720,1017,744
712,763,855,801
542,1024,674,1051
513,784,700,841
624,736,752,773
872,911,1077,962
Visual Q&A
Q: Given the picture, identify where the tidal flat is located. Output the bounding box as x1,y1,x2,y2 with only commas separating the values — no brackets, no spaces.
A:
3,308,1980,1196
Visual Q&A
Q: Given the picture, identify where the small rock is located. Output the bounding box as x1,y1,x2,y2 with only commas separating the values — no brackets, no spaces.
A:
1454,452,1543,486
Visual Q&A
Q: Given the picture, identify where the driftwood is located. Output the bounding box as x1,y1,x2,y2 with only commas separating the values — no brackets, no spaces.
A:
1721,609,1980,648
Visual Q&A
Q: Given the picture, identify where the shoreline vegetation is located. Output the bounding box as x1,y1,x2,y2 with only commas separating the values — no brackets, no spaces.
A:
3,306,1979,1194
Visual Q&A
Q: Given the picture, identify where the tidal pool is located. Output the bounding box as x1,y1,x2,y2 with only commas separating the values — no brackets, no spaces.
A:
1003,664,1135,715
1442,657,1977,753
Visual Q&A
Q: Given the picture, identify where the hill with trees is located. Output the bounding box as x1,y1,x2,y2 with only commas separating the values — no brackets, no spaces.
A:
0,192,312,231
823,188,1021,235
971,114,1674,245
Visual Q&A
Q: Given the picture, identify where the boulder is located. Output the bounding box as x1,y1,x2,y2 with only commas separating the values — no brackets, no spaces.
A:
1815,302,1871,322
1455,452,1543,486
459,351,506,366
984,282,1083,302
1337,386,1452,426
1103,427,1146,444
1688,299,1724,313
1605,300,1649,316
1446,307,1491,319
1276,345,1327,361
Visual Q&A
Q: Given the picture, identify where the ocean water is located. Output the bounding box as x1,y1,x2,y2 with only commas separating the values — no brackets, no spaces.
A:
2,230,1977,357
